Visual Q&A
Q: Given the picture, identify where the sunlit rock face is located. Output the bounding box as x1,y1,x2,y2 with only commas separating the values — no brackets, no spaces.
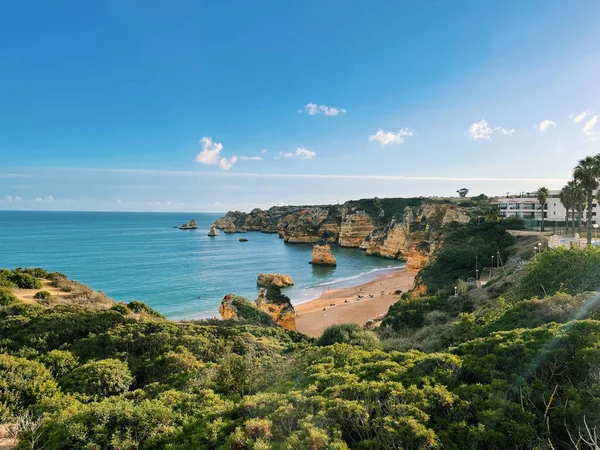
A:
309,244,337,266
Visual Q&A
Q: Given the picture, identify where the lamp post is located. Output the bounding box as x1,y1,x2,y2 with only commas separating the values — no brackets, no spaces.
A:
454,286,458,297
533,247,537,256
491,255,494,278
538,242,542,253
497,251,500,269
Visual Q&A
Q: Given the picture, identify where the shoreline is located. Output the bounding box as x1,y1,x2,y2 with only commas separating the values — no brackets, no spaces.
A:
295,268,415,337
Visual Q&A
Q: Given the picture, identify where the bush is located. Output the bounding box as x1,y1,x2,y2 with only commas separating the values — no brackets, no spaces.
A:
110,303,130,315
33,290,51,301
502,216,525,230
316,323,381,350
127,301,164,318
60,359,134,399
0,287,19,306
512,247,600,301
11,273,42,290
40,350,79,378
0,353,58,421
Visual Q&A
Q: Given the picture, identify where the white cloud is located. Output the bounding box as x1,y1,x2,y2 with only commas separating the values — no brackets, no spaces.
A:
218,156,237,170
538,119,556,132
116,199,122,204
466,119,515,140
583,115,599,137
281,148,316,160
368,128,414,147
239,156,263,161
261,149,268,154
195,137,238,170
570,110,589,123
46,195,54,203
5,195,12,202
14,196,21,202
299,102,347,116
35,197,42,202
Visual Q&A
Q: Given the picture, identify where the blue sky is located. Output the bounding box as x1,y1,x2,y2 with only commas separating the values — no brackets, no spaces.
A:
1,0,600,212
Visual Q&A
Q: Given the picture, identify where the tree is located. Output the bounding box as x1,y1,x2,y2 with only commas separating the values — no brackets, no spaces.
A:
570,180,586,235
60,359,134,399
456,188,469,198
573,156,600,244
559,184,573,235
536,187,550,232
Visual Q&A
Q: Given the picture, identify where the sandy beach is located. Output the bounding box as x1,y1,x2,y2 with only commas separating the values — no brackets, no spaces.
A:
295,269,415,337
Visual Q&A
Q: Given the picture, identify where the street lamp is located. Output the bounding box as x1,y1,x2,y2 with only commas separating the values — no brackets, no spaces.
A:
497,251,500,269
491,255,494,277
538,242,542,253
533,247,537,255
454,286,458,297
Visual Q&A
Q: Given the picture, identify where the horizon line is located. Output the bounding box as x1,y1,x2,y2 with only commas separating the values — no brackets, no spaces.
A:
1,166,569,183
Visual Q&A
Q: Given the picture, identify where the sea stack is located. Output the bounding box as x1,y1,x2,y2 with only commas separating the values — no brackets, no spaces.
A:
208,225,218,237
179,219,198,230
254,273,296,330
309,244,337,266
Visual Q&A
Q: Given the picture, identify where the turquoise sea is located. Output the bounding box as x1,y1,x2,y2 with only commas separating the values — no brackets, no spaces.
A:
0,211,403,320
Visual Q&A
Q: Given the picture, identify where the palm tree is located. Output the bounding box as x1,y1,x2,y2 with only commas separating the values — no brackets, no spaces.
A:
573,156,600,244
559,184,573,235
566,180,581,235
570,180,586,235
536,187,550,232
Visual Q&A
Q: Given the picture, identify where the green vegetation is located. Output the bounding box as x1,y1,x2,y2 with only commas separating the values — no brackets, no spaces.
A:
502,215,525,230
0,268,42,290
0,287,19,306
3,248,600,449
316,323,381,349
33,291,51,301
418,221,515,293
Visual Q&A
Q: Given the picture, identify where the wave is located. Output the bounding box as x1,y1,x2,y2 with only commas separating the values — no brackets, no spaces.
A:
303,265,405,289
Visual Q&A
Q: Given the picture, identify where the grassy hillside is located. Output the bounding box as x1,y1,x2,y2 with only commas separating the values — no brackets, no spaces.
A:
2,238,600,448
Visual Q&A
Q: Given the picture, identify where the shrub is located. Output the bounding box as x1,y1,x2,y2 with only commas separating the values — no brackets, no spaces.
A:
0,353,58,421
502,216,525,230
110,303,130,315
11,273,42,290
0,287,19,306
316,323,381,350
60,359,134,399
512,247,600,301
40,350,79,378
33,291,51,301
127,301,164,318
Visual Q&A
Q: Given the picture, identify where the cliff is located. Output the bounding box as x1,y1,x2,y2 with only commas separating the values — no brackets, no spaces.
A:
218,294,276,326
255,273,296,330
309,244,337,266
215,198,470,273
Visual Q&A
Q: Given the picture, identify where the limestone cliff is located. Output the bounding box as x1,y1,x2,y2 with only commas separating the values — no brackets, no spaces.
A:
309,244,337,266
215,198,470,274
219,294,277,326
208,225,218,237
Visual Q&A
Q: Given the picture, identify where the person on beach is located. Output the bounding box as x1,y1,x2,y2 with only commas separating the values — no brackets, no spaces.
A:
380,290,385,298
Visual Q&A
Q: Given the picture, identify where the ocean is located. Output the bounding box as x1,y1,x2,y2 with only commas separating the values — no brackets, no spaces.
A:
0,211,403,320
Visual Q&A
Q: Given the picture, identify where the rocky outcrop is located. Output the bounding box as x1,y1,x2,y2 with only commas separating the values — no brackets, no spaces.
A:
254,274,296,330
219,294,276,326
257,273,294,288
208,226,218,237
179,219,198,230
309,244,337,266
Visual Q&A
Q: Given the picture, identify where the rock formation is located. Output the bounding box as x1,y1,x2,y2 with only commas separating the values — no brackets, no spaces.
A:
219,275,297,330
257,273,294,288
214,198,470,274
208,225,218,237
179,219,198,230
219,294,276,326
239,237,248,242
254,274,296,330
309,244,337,266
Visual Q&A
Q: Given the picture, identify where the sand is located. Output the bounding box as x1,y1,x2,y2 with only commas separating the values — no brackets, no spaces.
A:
295,269,415,337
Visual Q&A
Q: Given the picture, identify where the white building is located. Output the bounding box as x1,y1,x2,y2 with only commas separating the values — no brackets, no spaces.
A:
493,190,599,225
